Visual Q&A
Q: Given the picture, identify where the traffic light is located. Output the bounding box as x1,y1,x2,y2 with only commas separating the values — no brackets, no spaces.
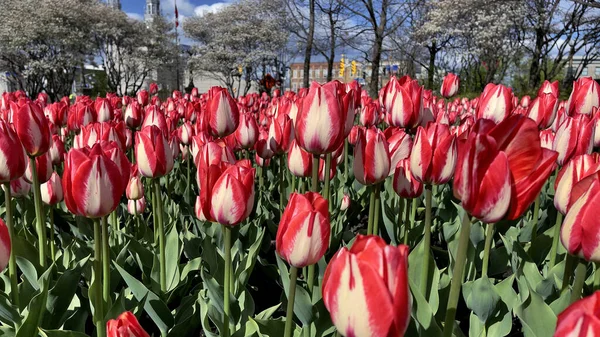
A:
339,56,345,78
351,60,357,77
238,65,243,74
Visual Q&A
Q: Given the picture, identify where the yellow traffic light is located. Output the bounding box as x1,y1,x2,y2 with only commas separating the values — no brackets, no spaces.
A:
238,65,243,74
351,60,357,76
339,57,345,78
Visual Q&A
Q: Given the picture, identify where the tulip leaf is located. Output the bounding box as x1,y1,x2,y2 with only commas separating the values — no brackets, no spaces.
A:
0,291,21,327
165,224,181,291
15,273,49,337
463,276,500,323
114,263,174,333
39,330,89,337
42,265,83,329
408,275,442,337
514,287,556,337
16,257,39,291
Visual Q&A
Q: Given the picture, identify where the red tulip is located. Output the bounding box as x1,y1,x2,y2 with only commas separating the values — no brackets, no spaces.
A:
322,235,410,337
566,77,600,116
150,83,159,96
287,140,313,178
177,121,194,145
295,82,345,155
210,162,255,226
476,83,513,124
137,90,149,107
268,113,295,155
360,101,381,127
440,73,459,98
63,144,125,218
0,120,27,183
0,219,11,272
393,159,423,199
255,127,275,160
384,75,423,129
276,192,330,268
409,122,457,185
124,102,143,129
554,154,600,215
384,127,413,175
49,135,66,165
235,113,259,149
40,172,63,206
100,122,127,152
127,197,146,215
561,175,600,262
206,87,240,138
135,126,174,178
107,311,150,337
25,152,52,184
95,97,113,123
44,102,68,127
13,101,51,157
126,165,144,201
340,193,351,211
553,115,595,166
141,106,168,134
70,100,96,131
195,156,229,222
10,176,30,197
528,80,559,129
454,115,558,222
540,129,555,150
353,127,391,185
555,291,600,336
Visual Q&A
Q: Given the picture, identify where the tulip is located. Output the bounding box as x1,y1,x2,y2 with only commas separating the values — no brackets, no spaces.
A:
359,101,381,127
554,291,600,336
553,115,595,166
0,120,27,183
107,312,150,337
25,152,52,184
393,159,423,199
287,139,313,178
340,193,351,211
141,106,168,134
476,83,513,124
210,162,255,226
45,102,68,127
40,172,63,206
384,75,423,129
554,154,600,215
9,176,30,197
126,165,144,201
384,127,413,175
95,98,113,123
410,122,457,185
566,76,600,116
276,192,330,268
235,113,259,149
267,113,295,155
13,101,51,157
137,90,149,106
0,219,11,272
441,73,459,98
540,129,555,150
177,121,194,145
322,235,410,337
100,122,127,152
127,197,146,215
528,80,559,129
354,127,391,186
49,135,66,165
124,102,143,129
206,87,240,138
135,126,174,178
295,81,345,155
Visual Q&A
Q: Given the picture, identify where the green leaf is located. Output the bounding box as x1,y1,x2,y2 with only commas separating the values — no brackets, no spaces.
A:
165,225,181,291
275,256,313,326
16,257,39,291
15,277,49,337
255,304,280,320
39,330,89,337
43,266,83,329
0,292,21,327
514,288,557,337
463,276,500,323
408,276,442,337
114,263,174,333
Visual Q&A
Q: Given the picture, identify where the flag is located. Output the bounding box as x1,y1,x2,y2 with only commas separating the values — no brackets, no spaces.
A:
174,0,179,27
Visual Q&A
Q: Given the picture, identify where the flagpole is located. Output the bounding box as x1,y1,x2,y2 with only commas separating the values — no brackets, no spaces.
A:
175,0,180,92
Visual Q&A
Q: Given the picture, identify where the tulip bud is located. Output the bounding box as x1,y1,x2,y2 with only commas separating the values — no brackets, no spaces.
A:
126,165,144,201
0,120,27,183
554,291,600,337
553,115,595,166
441,73,459,98
9,176,30,197
340,193,351,211
95,97,113,123
25,152,52,184
384,127,413,175
410,122,457,185
135,126,174,178
124,102,143,129
267,113,295,155
235,113,259,149
13,101,51,157
276,192,330,268
0,219,11,272
127,197,146,215
323,235,411,337
476,84,513,124
353,127,391,185
40,172,63,206
177,121,194,145
141,106,168,134
393,159,423,199
107,311,150,337
566,77,600,116
554,154,600,215
206,87,240,138
137,90,149,107
385,76,423,129
49,135,66,165
210,162,255,226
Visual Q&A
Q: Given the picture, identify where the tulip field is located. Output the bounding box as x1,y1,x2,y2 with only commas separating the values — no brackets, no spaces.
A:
1,74,600,337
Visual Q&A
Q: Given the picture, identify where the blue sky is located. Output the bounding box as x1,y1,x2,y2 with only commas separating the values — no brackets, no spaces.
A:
122,0,230,21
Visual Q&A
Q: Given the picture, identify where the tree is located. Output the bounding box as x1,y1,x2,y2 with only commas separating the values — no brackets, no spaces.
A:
183,0,289,97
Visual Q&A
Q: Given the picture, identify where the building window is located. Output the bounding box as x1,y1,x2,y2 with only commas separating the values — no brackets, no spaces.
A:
293,70,298,78
582,67,588,76
595,67,600,78
300,70,304,78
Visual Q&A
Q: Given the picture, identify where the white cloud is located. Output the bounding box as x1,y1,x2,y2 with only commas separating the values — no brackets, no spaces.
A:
194,2,230,17
126,12,144,21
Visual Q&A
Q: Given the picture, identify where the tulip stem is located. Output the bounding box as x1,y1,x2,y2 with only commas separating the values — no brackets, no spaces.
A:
562,254,576,294
372,184,382,236
367,185,376,235
442,213,472,337
258,166,264,191
324,154,332,209
101,217,110,308
223,225,232,337
397,198,405,243
93,218,104,337
3,184,19,309
111,211,119,233
570,259,587,304
549,212,564,270
153,179,167,294
311,154,319,193
304,263,315,337
291,175,297,194
420,184,433,296
30,157,47,268
186,156,191,204
133,199,141,237
403,198,411,246
343,139,348,183
49,207,56,263
531,194,540,241
280,155,285,217
594,263,600,291
482,223,494,277
283,266,298,337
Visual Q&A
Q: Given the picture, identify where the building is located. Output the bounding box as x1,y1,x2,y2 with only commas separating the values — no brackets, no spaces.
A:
569,55,600,80
107,0,121,10
144,0,161,24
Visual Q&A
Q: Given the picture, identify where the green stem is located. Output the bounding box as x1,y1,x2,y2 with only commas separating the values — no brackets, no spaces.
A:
280,155,285,217
186,155,191,204
397,197,405,243
442,213,472,337
531,194,540,241
311,154,319,193
324,154,332,209
223,225,232,337
153,180,167,293
30,157,47,268
403,198,411,246
482,223,494,277
291,175,297,194
562,254,576,294
372,184,381,236
595,263,600,291
49,207,56,264
549,212,564,270
283,266,299,337
367,185,376,235
93,218,104,337
111,211,118,233
304,262,315,337
133,199,141,237
258,166,264,191
411,197,417,227
151,181,157,242
101,217,110,306
420,184,433,296
3,184,19,309
343,139,348,182
570,259,587,304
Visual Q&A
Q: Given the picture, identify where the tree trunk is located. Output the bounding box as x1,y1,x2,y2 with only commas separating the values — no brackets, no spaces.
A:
326,10,335,82
303,0,315,88
368,35,384,97
529,28,544,90
427,42,437,90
